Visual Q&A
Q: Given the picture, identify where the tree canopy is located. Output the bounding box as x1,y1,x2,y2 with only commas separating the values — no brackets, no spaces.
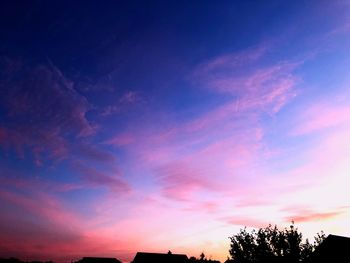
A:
229,223,325,263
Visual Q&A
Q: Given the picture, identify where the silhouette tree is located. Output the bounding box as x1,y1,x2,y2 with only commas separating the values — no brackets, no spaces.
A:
189,256,197,262
189,253,220,263
229,223,325,263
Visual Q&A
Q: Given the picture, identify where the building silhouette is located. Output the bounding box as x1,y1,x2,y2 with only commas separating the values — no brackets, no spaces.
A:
74,257,122,263
310,234,350,263
131,252,188,263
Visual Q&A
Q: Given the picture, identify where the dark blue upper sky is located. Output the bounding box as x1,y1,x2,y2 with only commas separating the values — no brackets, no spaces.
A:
1,0,339,123
0,1,319,80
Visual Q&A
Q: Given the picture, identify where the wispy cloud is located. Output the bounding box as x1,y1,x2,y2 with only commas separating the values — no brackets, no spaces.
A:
72,163,131,194
193,51,300,114
101,45,305,207
0,57,123,174
292,101,350,135
156,161,217,201
0,57,96,163
101,91,142,116
104,133,135,147
224,216,270,229
285,209,343,223
0,166,133,262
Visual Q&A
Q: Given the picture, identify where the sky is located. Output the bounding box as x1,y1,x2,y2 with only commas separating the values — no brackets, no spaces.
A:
0,1,350,262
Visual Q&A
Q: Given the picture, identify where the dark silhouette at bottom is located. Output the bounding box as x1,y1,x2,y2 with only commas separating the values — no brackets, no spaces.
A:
309,234,350,263
1,225,349,263
73,257,122,263
131,251,188,263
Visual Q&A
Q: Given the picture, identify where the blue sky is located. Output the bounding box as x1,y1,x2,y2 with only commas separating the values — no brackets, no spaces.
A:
1,1,350,262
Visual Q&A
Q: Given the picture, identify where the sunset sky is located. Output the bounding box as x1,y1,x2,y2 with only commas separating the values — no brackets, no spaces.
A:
0,1,350,262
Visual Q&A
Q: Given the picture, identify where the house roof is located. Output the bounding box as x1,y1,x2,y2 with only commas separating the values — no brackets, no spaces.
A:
310,234,350,262
132,252,188,263
75,257,122,263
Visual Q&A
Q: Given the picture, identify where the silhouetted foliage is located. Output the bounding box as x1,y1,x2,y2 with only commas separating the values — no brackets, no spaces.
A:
229,223,325,263
188,253,220,263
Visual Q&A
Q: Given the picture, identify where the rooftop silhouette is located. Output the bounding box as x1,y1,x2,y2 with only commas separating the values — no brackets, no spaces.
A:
74,258,122,263
131,252,188,263
1,233,349,263
309,234,350,263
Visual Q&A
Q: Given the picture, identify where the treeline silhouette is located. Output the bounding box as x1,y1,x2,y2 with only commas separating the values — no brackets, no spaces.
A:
188,252,220,263
3,223,349,263
228,223,325,263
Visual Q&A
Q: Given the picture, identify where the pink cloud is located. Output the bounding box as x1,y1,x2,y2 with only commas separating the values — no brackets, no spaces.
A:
101,91,142,116
71,163,131,194
224,216,270,228
192,45,301,115
0,175,83,193
0,177,136,262
195,201,220,213
116,55,298,171
293,103,350,135
325,14,350,38
0,124,116,167
0,189,79,227
105,133,135,147
103,70,278,202
104,47,303,177
234,198,271,209
136,126,265,202
119,91,140,103
94,81,279,207
205,63,299,114
156,161,218,201
192,44,268,78
0,216,134,263
73,143,116,163
91,46,350,257
285,210,343,223
0,57,105,166
0,126,69,163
